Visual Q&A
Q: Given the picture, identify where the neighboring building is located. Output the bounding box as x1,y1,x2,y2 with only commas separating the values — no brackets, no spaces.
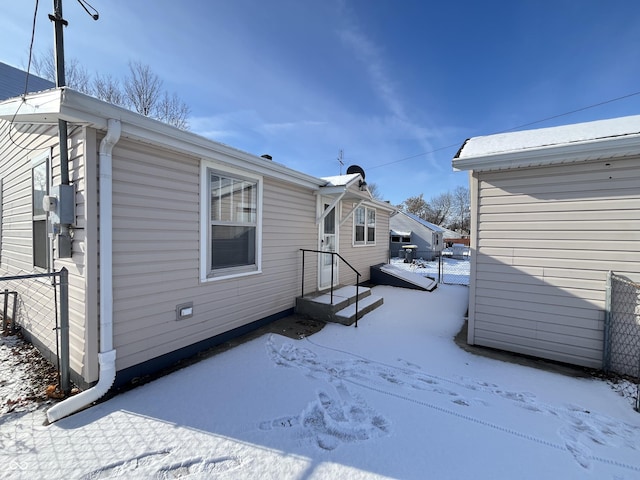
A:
0,61,54,100
453,115,640,369
0,87,394,410
389,211,444,260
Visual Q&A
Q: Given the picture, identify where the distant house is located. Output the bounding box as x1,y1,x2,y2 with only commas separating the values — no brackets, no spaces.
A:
0,86,394,418
0,61,54,100
389,211,444,260
453,115,640,369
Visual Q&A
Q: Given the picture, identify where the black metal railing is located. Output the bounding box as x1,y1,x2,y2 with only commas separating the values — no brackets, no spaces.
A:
300,249,362,327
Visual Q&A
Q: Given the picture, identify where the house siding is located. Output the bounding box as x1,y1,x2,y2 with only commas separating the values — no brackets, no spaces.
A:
470,157,640,368
0,122,91,384
338,201,390,286
110,139,319,371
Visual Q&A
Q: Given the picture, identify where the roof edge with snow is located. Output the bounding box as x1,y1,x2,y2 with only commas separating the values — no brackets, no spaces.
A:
452,114,640,172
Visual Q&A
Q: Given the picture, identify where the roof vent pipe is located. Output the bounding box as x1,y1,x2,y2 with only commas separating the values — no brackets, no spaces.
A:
47,118,121,423
261,154,272,160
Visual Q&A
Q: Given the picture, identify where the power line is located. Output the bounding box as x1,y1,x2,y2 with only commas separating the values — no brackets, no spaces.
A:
367,90,640,171
22,0,40,96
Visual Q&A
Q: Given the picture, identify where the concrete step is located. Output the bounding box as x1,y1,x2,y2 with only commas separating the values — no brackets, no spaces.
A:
334,294,384,326
295,285,382,325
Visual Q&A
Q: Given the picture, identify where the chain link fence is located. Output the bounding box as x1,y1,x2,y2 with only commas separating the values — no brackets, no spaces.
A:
391,248,470,287
0,268,70,393
603,271,640,411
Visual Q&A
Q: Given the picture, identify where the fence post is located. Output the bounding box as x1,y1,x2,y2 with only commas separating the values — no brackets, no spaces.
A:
602,270,612,372
59,268,70,394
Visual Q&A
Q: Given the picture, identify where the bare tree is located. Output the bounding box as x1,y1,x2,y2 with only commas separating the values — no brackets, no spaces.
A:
124,61,163,117
92,73,126,106
401,194,429,218
32,52,91,93
426,192,452,226
155,91,190,130
366,182,383,200
31,54,191,129
452,185,470,233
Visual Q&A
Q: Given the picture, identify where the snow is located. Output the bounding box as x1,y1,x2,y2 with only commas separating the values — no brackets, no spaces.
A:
459,114,640,158
2,283,640,479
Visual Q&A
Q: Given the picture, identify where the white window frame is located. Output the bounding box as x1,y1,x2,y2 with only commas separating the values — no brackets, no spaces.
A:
199,160,263,282
32,153,50,270
353,204,376,246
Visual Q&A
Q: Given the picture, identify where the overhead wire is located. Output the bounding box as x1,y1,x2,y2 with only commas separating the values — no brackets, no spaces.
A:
4,0,50,153
367,89,640,171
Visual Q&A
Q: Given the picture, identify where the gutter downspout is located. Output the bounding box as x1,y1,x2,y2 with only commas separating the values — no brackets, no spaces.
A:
47,119,121,423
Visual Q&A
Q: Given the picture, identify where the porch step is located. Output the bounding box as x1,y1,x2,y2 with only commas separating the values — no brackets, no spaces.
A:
334,293,384,325
295,285,383,326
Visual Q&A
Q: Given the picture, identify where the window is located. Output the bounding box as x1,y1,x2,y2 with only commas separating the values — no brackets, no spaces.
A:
32,155,49,269
354,205,376,246
202,164,261,279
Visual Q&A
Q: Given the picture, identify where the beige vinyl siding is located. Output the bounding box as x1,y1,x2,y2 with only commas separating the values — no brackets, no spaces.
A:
0,122,91,383
471,157,640,368
110,141,318,371
338,201,390,286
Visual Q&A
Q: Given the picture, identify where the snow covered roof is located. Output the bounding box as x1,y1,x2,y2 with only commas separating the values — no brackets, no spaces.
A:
321,173,361,187
401,211,445,233
390,229,411,237
453,114,640,172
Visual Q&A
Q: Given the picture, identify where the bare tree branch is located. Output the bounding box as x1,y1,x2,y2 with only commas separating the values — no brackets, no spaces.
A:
93,73,126,106
155,91,190,130
124,60,163,117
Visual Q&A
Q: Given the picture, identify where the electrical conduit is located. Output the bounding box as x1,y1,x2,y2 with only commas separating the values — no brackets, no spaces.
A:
47,118,122,423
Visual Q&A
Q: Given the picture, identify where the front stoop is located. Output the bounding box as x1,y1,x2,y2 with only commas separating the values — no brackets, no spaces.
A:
295,285,383,326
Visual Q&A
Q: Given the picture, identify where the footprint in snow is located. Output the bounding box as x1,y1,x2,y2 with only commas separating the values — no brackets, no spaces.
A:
260,385,390,451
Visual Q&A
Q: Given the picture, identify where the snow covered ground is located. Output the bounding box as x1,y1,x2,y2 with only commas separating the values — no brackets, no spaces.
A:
2,283,640,479
390,256,470,286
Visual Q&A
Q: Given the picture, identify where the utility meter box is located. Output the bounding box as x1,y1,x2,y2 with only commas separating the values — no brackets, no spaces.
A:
49,184,75,225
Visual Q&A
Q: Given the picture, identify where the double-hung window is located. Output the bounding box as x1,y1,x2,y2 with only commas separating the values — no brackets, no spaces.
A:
203,164,261,279
354,205,376,246
32,154,49,269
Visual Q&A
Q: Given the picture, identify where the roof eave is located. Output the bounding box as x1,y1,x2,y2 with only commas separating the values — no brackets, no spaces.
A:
1,88,325,190
452,133,640,172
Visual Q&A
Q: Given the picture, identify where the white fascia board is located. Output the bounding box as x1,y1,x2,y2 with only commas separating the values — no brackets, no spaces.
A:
453,133,640,172
317,185,347,196
0,88,63,122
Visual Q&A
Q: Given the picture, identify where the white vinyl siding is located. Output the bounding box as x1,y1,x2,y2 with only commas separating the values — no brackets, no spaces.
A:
0,122,93,384
110,140,318,371
469,157,640,368
340,202,389,285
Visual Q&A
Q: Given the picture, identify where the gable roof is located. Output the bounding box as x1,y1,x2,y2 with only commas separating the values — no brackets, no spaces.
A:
0,62,54,101
453,114,640,172
391,211,445,234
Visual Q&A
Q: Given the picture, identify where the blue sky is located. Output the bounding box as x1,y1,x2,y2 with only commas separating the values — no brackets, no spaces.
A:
2,0,640,205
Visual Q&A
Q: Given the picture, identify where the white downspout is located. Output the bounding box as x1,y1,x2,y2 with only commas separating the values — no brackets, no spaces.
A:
47,119,121,423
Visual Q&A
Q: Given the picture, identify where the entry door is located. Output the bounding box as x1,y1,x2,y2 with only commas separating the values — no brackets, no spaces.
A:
319,201,337,290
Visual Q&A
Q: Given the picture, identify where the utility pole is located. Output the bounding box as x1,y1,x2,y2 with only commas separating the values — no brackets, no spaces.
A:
49,0,69,187
48,0,73,257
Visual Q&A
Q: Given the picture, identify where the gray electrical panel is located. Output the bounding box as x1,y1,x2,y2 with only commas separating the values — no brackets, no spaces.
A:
48,184,75,225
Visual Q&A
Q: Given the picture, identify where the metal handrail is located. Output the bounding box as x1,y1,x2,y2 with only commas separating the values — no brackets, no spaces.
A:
300,249,362,327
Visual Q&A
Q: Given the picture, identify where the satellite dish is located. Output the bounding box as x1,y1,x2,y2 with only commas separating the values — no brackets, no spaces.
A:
346,164,365,180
